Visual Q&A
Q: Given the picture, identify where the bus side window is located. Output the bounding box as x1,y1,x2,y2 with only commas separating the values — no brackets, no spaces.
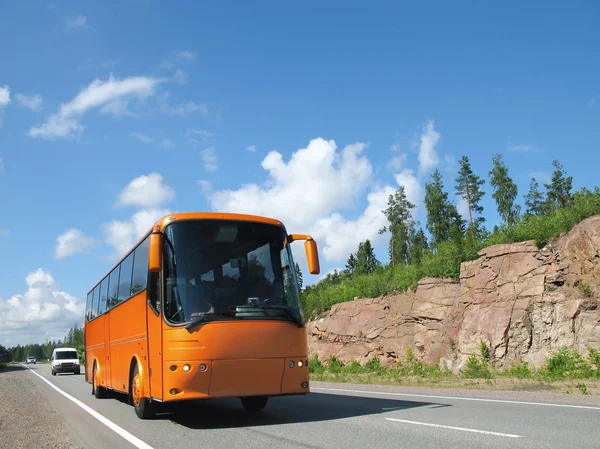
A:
131,237,150,295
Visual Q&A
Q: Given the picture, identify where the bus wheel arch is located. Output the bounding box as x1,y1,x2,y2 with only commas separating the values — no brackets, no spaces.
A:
92,359,107,399
129,357,155,419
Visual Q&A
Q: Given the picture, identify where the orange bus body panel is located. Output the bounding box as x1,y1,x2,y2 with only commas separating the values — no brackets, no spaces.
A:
161,321,309,402
109,293,149,394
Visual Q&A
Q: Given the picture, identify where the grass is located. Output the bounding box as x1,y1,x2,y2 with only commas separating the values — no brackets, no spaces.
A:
308,346,600,395
301,188,600,318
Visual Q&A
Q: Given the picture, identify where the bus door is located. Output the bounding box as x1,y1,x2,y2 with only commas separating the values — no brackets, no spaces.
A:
104,313,112,388
147,272,163,400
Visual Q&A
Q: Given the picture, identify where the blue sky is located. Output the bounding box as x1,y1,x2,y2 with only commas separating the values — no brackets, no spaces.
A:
0,0,598,345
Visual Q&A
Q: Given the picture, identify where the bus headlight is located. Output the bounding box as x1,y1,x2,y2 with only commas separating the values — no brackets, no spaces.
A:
298,360,303,367
183,364,190,372
198,363,207,372
289,360,295,368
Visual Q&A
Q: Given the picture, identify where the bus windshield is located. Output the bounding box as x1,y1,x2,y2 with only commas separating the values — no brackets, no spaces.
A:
162,219,303,326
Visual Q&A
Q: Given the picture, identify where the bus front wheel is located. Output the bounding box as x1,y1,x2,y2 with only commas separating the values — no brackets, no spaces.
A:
241,396,268,412
92,363,107,399
131,364,155,419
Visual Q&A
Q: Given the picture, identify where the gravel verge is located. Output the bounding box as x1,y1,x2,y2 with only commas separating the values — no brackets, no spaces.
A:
0,365,82,449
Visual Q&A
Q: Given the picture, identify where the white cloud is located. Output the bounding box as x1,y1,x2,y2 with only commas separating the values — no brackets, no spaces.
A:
66,14,87,29
100,97,135,117
0,85,10,128
171,69,189,85
388,152,407,171
176,50,196,61
0,86,10,107
54,228,95,259
0,269,84,346
116,172,174,208
28,74,162,139
101,60,118,68
394,168,425,215
312,186,395,261
103,208,170,257
507,143,541,153
209,138,372,230
160,139,175,150
201,147,218,172
457,197,470,221
188,128,214,138
130,132,153,144
16,93,43,111
160,96,207,116
529,171,551,185
418,120,440,175
246,145,257,153
197,180,212,195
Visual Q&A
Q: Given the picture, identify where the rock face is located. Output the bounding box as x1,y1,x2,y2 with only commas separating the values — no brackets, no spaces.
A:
307,216,600,371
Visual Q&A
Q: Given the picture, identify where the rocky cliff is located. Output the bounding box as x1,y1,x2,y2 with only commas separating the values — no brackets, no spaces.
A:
307,216,600,372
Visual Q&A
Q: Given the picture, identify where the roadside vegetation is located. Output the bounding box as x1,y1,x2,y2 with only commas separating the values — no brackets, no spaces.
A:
309,343,600,395
299,157,600,318
6,327,85,364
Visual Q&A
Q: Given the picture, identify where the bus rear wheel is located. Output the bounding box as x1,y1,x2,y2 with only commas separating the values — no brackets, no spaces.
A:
241,396,268,412
92,363,107,399
131,364,155,419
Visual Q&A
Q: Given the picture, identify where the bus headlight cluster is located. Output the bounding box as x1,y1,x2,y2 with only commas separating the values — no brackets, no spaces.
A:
169,363,208,372
289,360,308,368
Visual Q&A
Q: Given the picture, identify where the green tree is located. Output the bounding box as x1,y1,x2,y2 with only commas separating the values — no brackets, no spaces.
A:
355,240,380,275
345,253,357,277
489,153,519,225
455,155,486,237
378,186,415,265
409,228,428,266
544,159,573,210
425,170,465,247
294,262,303,289
524,177,545,216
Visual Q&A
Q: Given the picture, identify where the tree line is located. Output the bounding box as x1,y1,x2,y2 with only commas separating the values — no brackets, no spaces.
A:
6,326,84,363
305,156,574,290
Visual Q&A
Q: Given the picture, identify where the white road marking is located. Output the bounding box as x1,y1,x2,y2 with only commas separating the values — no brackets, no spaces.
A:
23,365,154,449
385,417,523,438
312,387,600,411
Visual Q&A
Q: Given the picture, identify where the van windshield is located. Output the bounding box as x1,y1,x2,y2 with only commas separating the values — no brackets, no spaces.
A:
56,351,78,360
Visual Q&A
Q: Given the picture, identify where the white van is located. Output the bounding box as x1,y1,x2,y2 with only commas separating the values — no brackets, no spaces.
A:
50,347,81,376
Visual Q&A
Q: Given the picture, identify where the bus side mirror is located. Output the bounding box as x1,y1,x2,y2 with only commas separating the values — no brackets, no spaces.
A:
289,234,320,275
149,232,162,273
304,239,320,275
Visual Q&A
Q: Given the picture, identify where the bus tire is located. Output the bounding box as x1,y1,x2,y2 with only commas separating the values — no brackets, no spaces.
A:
131,364,155,419
241,396,268,412
92,362,107,399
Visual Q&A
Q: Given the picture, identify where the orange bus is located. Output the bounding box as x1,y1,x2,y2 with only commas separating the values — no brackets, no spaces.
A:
84,212,319,419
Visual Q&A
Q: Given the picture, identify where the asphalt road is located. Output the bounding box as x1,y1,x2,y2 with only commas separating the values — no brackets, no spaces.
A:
17,363,600,449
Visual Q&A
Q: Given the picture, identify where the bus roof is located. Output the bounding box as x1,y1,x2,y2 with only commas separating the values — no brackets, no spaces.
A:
87,212,287,295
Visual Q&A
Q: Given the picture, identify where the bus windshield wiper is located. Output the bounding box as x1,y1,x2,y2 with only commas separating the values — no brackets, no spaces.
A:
258,305,304,328
185,312,233,330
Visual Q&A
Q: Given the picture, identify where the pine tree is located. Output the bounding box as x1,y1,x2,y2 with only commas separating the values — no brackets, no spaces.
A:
378,186,415,265
489,153,519,225
294,262,303,289
409,228,428,266
455,155,486,236
345,253,357,277
544,159,573,210
425,169,465,247
524,178,545,216
355,240,380,275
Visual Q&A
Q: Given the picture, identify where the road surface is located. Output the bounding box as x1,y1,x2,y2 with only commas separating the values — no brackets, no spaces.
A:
15,364,600,448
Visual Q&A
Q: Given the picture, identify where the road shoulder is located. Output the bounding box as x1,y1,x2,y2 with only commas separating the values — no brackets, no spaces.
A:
0,364,83,449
